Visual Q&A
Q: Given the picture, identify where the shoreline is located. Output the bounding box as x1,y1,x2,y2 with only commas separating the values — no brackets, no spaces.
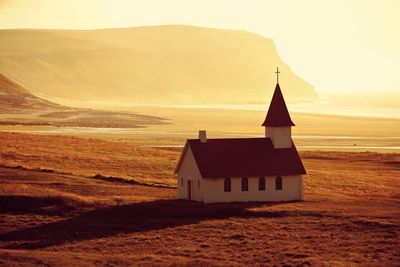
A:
1,129,399,153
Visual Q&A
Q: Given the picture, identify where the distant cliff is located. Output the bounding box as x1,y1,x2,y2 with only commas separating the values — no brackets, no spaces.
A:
0,25,317,105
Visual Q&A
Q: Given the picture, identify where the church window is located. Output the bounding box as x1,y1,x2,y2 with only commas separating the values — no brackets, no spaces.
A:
224,177,231,192
181,177,183,186
259,176,266,191
276,176,283,190
241,177,248,191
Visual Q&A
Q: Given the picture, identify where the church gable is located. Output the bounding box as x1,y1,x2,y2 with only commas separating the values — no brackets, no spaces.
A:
175,143,202,179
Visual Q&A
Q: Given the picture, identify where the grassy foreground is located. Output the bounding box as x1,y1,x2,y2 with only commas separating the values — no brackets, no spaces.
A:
0,132,399,266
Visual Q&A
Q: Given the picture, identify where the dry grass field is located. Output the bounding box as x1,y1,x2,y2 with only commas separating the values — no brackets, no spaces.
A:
0,132,399,266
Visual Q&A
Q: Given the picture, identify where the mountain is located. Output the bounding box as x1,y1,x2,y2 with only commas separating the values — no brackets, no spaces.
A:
0,25,317,106
0,73,165,127
0,73,63,112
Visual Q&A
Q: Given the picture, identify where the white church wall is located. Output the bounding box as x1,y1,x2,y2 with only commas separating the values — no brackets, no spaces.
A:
176,146,204,201
202,175,302,203
266,127,292,148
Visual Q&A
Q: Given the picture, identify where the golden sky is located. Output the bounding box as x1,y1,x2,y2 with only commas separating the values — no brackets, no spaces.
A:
0,0,399,93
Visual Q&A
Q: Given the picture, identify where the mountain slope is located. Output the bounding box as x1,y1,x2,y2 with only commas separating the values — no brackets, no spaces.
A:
0,73,63,111
0,25,317,105
0,73,165,127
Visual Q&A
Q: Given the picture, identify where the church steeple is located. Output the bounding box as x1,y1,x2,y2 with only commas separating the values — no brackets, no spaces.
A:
261,83,295,127
262,68,294,149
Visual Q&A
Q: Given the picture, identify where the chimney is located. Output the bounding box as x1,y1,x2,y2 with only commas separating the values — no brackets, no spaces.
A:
199,130,207,143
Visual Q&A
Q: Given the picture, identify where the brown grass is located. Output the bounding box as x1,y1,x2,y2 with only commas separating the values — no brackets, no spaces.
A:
0,132,399,266
0,132,177,185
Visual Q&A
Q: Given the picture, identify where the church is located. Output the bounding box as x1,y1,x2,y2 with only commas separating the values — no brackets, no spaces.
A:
175,69,306,203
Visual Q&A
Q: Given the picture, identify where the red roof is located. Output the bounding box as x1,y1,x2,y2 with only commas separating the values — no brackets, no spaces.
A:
175,138,306,178
262,83,295,127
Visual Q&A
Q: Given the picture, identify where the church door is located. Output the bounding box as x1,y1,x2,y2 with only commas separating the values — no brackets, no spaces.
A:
187,180,192,200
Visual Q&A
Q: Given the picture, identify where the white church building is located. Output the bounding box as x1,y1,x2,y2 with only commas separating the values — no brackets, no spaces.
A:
175,72,306,203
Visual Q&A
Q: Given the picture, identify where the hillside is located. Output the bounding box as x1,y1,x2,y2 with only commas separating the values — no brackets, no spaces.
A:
0,73,64,112
0,25,317,106
0,74,165,128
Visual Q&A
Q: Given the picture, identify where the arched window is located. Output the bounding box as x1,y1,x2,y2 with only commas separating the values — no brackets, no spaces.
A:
259,176,265,191
224,177,231,192
181,177,184,186
241,177,248,191
276,176,283,190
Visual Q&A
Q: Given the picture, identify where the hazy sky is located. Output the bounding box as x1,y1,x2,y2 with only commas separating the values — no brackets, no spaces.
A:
1,0,399,93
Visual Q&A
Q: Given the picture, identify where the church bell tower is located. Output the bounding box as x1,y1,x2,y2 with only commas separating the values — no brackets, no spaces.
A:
262,68,295,149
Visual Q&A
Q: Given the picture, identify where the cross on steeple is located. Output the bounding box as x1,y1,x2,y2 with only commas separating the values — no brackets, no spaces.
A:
275,67,281,84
